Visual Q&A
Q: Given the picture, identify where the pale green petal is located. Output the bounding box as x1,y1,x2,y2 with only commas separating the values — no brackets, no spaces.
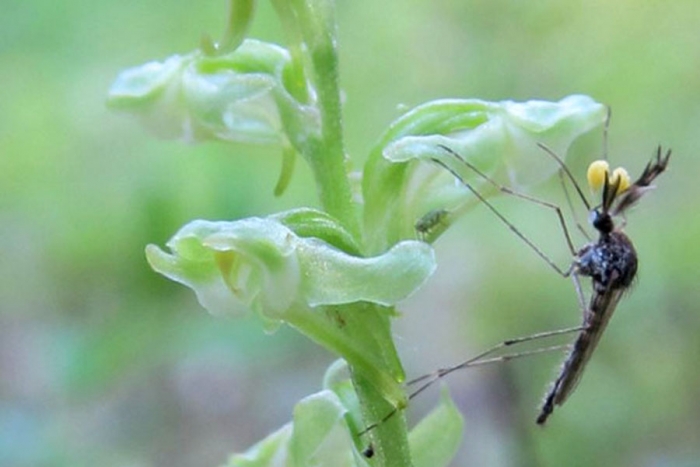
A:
108,53,194,140
364,95,606,248
107,39,314,145
299,240,436,307
145,218,299,318
108,54,186,104
383,95,606,186
182,64,281,143
146,214,436,320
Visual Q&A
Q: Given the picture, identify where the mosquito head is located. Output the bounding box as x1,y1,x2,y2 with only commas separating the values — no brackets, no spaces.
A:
589,208,613,235
586,147,671,235
587,160,629,234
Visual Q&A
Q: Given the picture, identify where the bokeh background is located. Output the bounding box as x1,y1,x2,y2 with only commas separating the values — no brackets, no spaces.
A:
2,1,699,466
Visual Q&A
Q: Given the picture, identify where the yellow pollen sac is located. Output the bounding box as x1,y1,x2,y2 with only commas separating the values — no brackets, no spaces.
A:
587,160,631,194
610,167,630,193
587,160,610,192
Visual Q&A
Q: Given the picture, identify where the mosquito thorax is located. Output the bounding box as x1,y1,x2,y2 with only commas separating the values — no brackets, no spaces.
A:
577,230,638,292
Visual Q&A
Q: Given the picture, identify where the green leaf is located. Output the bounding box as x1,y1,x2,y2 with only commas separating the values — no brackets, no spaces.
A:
225,389,371,467
408,388,464,467
224,365,463,467
322,359,365,433
225,425,292,467
290,391,366,467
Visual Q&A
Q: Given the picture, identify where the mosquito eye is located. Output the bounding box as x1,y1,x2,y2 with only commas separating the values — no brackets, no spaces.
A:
588,209,600,225
587,160,630,195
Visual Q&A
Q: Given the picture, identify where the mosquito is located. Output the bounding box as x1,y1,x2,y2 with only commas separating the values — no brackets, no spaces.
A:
363,134,671,435
428,141,671,424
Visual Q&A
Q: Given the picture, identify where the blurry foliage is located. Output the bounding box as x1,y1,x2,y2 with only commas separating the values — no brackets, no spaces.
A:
2,1,700,466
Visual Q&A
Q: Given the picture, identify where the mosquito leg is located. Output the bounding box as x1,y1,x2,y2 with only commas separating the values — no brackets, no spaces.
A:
535,143,592,212
558,169,591,241
359,331,581,436
570,271,588,317
406,325,585,391
462,344,571,369
406,343,573,403
430,157,571,277
437,144,579,258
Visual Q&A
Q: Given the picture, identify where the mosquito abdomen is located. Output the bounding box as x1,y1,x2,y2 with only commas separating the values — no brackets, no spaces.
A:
536,288,624,424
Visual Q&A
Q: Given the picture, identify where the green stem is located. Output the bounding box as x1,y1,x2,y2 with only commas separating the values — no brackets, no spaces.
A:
274,1,412,465
291,3,411,465
285,303,412,467
289,0,361,240
353,369,412,467
284,306,405,408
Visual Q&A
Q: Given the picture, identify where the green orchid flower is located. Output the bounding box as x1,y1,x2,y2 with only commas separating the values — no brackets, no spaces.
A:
363,95,607,249
146,210,436,321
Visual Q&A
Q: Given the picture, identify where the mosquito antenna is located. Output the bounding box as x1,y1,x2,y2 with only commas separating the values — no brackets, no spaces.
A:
536,143,591,211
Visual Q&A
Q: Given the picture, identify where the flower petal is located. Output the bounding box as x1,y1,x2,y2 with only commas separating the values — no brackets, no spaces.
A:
107,39,317,145
300,240,436,307
147,213,436,320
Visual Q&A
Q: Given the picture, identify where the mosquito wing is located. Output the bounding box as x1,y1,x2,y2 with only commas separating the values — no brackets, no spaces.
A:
537,286,625,424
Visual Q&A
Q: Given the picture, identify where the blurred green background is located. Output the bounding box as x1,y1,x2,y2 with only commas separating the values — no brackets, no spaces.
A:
2,1,699,466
